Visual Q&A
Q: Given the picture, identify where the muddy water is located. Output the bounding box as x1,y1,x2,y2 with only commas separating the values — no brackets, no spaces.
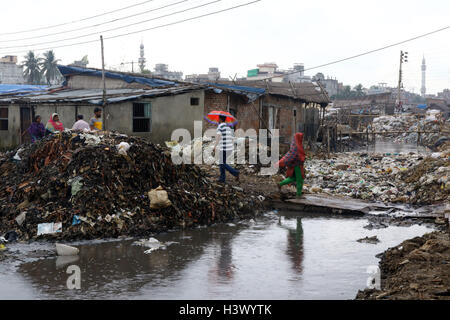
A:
0,212,433,300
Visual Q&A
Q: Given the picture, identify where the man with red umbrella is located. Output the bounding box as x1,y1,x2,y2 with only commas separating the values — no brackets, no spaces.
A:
206,111,240,183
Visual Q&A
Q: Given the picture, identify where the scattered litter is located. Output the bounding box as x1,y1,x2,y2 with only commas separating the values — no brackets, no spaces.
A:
117,141,131,155
37,222,62,236
72,215,81,226
15,212,26,226
56,243,79,256
148,186,172,209
357,235,380,244
0,132,260,241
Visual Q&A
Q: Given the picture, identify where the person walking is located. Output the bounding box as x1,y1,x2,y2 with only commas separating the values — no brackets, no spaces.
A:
276,132,306,197
213,115,239,183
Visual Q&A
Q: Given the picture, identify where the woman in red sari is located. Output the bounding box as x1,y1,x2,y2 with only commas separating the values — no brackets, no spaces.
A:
276,133,306,197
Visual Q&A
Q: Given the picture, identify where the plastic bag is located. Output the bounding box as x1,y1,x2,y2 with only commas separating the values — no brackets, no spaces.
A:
148,186,172,209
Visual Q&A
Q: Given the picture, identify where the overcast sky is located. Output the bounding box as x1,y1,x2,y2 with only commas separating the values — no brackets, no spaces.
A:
1,0,449,94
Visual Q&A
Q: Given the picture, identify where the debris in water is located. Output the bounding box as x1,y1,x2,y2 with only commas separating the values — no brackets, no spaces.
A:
56,243,79,256
357,235,380,244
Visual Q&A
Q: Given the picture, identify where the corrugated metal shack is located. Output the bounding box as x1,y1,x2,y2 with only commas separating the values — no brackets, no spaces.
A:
205,80,330,144
0,65,209,148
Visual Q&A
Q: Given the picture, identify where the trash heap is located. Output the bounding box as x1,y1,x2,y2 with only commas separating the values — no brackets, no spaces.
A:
304,151,450,205
0,132,261,241
165,136,270,174
372,115,415,137
372,112,449,148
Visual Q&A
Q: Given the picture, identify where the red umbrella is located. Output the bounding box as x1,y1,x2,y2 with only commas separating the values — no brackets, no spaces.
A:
205,110,237,126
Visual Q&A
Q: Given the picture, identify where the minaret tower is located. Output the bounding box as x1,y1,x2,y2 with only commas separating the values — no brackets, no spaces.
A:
421,56,426,97
138,42,146,73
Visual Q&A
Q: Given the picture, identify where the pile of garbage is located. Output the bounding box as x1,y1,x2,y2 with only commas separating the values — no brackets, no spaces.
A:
0,132,262,241
372,112,449,148
372,115,415,136
304,151,450,205
165,136,270,174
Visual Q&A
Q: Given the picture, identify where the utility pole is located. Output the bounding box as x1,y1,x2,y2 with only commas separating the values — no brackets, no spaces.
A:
397,50,408,113
100,35,107,130
120,61,135,73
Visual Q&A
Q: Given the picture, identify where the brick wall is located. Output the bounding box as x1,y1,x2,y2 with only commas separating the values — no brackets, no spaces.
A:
204,90,320,144
204,90,228,131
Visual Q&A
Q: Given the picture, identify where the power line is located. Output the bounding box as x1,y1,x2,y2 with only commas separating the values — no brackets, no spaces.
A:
0,0,222,50
0,0,158,36
261,25,450,81
0,0,190,43
0,0,261,56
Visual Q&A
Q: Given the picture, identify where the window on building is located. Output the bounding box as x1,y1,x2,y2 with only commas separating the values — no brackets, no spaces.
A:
229,109,237,118
0,107,8,131
133,102,151,132
190,97,199,106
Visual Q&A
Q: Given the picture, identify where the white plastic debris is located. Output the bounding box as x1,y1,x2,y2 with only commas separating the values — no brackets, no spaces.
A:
117,141,131,155
56,243,79,256
37,222,62,236
13,148,24,161
80,132,102,145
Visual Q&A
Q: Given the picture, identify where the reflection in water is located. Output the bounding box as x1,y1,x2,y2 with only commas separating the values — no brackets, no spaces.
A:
5,214,434,300
217,236,234,280
279,217,304,274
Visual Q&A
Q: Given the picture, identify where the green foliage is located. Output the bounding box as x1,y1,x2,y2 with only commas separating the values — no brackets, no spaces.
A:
41,50,61,85
22,51,43,84
331,84,366,100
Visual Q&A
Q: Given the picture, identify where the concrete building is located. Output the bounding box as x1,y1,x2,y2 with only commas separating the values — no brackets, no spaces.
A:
437,89,450,101
0,55,25,84
246,63,285,82
0,65,330,149
185,67,226,83
206,80,330,144
0,66,204,148
247,63,313,84
286,64,312,83
68,56,89,69
153,64,183,81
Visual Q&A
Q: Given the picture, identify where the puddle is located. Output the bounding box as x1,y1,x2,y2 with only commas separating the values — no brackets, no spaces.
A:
0,212,434,300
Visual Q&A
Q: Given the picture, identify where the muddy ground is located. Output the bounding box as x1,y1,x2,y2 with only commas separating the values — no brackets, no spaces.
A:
356,230,450,300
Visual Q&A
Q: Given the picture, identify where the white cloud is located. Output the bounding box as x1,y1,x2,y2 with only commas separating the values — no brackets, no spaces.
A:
1,0,448,93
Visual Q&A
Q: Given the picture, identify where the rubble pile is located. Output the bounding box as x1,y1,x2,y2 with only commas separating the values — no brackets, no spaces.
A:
304,151,450,204
372,112,449,148
0,132,261,241
166,136,270,174
356,231,450,300
372,115,415,137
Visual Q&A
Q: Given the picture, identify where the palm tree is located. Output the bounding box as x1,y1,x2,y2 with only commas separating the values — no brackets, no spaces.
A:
41,50,60,85
22,51,42,84
354,84,365,97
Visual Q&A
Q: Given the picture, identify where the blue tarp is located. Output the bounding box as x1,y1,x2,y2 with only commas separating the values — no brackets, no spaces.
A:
207,82,266,95
0,84,49,94
417,104,427,109
207,83,265,103
57,65,176,88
